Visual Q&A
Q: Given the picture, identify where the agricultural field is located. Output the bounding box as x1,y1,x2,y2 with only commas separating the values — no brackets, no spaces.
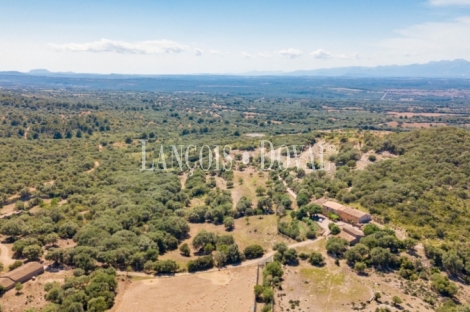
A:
111,266,257,312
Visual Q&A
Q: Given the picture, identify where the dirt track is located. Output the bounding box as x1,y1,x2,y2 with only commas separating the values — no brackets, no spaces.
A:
0,241,15,267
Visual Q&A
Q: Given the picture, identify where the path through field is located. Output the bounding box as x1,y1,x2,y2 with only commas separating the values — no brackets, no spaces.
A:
0,241,15,267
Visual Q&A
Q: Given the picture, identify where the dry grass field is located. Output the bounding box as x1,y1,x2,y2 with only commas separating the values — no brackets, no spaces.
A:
159,214,292,268
278,240,443,312
0,271,67,312
387,112,456,117
387,121,447,128
111,265,257,312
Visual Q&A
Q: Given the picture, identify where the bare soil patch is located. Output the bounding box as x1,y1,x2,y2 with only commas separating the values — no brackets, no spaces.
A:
356,150,397,170
86,161,100,173
387,121,447,128
0,271,65,312
111,265,257,312
387,112,456,117
0,240,16,268
244,133,265,137
112,141,127,148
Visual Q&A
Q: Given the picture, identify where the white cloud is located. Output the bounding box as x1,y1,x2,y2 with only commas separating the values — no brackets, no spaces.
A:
257,52,272,58
278,48,302,59
51,39,187,54
337,52,364,60
310,49,333,59
194,48,203,56
209,49,222,56
310,49,364,60
241,52,254,59
379,16,470,60
428,0,470,6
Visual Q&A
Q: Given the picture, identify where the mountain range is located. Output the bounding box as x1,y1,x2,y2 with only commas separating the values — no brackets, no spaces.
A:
1,59,470,78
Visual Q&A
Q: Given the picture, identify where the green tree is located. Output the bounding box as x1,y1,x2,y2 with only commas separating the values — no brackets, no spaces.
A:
179,243,191,257
87,296,108,312
192,230,218,251
1,219,23,238
345,243,369,265
431,273,458,297
254,285,264,299
392,296,403,306
236,196,252,215
15,282,23,294
325,237,348,257
403,238,417,251
154,260,179,274
370,247,391,269
213,251,227,268
23,245,43,261
443,251,464,276
263,261,283,280
262,287,274,303
244,245,264,259
223,217,235,231
44,233,59,246
328,223,341,235
255,186,266,196
374,292,381,301
296,192,310,207
309,252,325,266
354,262,367,274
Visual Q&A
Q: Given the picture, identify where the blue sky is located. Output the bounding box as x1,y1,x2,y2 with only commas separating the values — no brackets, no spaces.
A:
1,0,470,74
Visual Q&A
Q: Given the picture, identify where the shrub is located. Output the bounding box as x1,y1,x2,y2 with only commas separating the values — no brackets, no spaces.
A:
254,285,264,298
328,223,341,235
299,252,309,260
325,237,348,257
244,245,264,259
309,252,325,266
223,217,235,231
354,262,367,274
179,243,191,257
431,273,458,297
187,256,214,272
154,260,179,274
9,260,23,271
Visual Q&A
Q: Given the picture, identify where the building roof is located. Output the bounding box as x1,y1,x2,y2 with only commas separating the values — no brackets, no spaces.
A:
323,201,345,211
323,201,370,219
0,277,15,289
337,231,356,243
341,207,370,219
341,224,365,237
5,262,44,282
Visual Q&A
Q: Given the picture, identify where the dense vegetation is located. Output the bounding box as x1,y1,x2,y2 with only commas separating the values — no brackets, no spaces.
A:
1,85,470,311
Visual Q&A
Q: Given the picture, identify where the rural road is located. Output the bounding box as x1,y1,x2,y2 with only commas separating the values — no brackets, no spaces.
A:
117,236,324,279
279,176,297,199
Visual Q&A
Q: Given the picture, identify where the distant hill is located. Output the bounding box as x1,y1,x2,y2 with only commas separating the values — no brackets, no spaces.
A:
0,59,469,78
283,59,470,78
28,69,52,75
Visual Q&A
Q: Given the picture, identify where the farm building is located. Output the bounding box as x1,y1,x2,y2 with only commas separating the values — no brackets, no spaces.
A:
0,262,44,291
338,224,365,245
322,201,371,225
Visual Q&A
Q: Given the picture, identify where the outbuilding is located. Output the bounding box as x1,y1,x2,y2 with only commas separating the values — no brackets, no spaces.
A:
0,262,44,291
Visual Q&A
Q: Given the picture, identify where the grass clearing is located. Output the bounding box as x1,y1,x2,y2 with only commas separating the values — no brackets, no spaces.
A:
160,214,291,268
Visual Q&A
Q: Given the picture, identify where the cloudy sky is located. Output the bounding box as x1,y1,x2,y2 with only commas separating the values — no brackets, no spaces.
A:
1,0,470,74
